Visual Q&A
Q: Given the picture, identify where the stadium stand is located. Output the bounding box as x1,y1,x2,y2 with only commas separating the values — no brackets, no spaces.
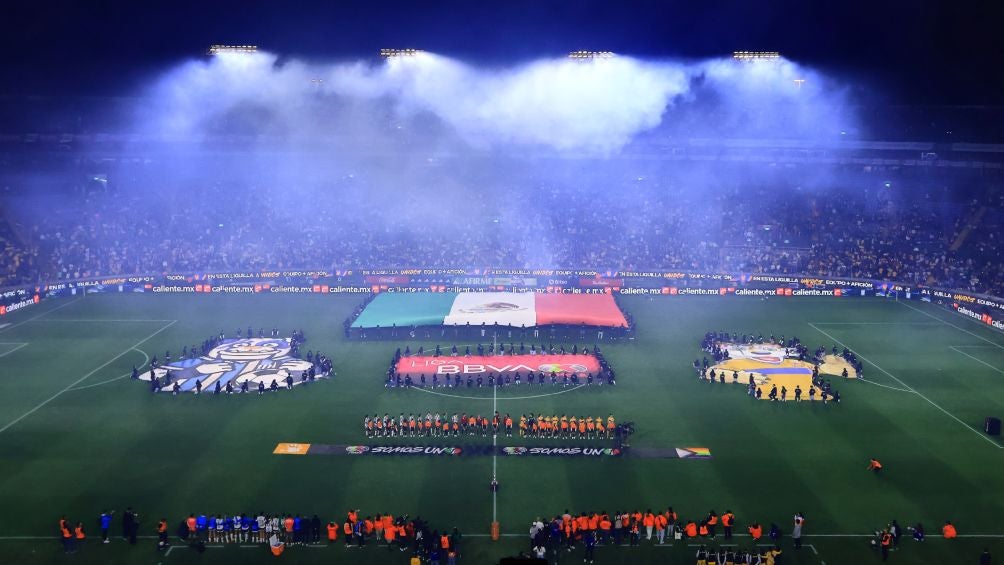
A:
1,176,1002,296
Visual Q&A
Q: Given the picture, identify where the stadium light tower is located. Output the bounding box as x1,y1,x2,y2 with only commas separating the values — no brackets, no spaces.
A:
380,48,422,58
568,51,615,60
732,51,780,61
208,44,258,56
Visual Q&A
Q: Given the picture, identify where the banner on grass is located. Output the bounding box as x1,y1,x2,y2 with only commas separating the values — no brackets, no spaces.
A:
351,291,629,328
395,354,601,377
274,443,710,458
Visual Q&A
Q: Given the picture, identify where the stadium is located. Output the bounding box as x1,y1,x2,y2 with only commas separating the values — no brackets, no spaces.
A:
1,2,1002,564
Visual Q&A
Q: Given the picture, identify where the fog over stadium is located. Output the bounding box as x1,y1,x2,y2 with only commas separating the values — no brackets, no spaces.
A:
150,50,856,152
44,49,862,277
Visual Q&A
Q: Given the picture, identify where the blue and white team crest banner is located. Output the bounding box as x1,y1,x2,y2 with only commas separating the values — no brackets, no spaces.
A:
139,338,314,393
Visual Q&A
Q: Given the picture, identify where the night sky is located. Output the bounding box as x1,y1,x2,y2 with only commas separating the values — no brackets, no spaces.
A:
1,0,1001,104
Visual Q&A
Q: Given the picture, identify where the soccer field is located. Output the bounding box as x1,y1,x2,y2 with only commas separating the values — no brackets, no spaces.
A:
0,292,1002,564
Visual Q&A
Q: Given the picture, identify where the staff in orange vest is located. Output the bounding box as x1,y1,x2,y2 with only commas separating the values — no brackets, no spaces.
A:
684,520,698,538
342,520,352,546
326,522,338,542
655,513,668,544
867,458,883,472
60,519,74,554
748,522,763,541
942,521,957,539
722,510,735,539
643,510,656,541
384,521,397,548
880,528,892,560
599,515,612,545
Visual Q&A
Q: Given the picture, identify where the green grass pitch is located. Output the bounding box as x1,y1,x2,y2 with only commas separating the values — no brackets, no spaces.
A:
0,292,1002,564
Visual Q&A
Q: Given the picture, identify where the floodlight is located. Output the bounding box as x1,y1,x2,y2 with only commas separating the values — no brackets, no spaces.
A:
208,44,258,55
732,51,780,61
380,48,422,58
568,51,615,60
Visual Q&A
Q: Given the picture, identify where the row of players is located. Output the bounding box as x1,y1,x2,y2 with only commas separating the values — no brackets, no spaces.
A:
394,342,594,358
694,362,843,402
153,368,326,395
386,370,615,388
363,413,617,439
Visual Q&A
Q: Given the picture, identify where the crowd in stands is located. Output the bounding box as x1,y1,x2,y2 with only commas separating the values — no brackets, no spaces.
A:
2,171,1002,298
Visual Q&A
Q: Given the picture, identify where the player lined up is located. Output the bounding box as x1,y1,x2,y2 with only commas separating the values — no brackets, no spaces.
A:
362,412,619,440
519,414,617,440
365,412,512,438
396,342,594,358
387,369,615,389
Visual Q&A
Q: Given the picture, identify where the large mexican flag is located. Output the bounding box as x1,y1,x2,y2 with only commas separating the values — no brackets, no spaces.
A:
351,292,628,328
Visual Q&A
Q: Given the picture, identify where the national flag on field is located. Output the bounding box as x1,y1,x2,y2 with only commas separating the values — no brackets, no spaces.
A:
351,291,629,328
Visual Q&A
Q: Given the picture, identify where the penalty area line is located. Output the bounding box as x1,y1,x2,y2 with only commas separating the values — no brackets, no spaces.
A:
65,348,151,391
949,346,1004,375
0,321,177,435
0,296,85,335
855,378,914,394
808,323,1003,449
899,301,1004,350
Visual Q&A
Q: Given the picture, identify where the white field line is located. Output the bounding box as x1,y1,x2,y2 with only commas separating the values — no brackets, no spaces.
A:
856,378,914,394
809,322,939,326
492,379,498,524
411,384,586,401
899,301,1004,349
0,296,85,334
0,342,29,358
808,322,1003,449
949,346,1004,375
0,321,176,435
66,348,150,391
31,318,177,323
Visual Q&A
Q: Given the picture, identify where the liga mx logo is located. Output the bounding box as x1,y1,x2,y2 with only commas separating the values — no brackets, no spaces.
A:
141,338,314,393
